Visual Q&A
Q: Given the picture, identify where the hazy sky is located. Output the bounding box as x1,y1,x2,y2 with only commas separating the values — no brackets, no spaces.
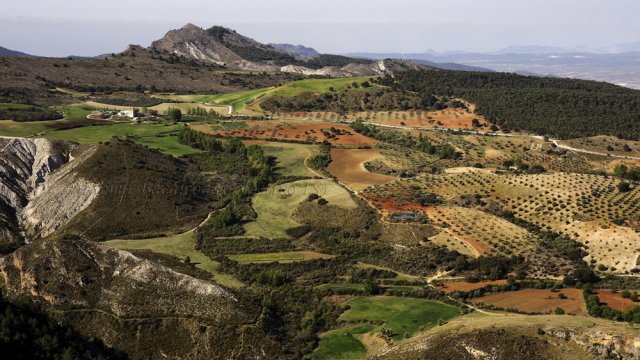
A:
1,0,639,56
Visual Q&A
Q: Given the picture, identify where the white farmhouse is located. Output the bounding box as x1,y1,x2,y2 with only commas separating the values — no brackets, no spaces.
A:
118,109,138,118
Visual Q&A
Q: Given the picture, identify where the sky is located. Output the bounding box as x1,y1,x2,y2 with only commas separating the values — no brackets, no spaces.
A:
1,0,639,57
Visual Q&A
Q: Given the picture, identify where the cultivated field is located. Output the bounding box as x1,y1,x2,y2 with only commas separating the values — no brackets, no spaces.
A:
253,141,320,177
440,280,508,293
314,296,461,359
339,296,461,338
154,76,376,113
595,291,640,312
327,148,396,191
228,251,334,264
471,288,586,315
271,104,492,132
559,136,640,159
45,123,199,157
244,179,356,239
428,205,536,257
364,171,640,273
191,120,378,146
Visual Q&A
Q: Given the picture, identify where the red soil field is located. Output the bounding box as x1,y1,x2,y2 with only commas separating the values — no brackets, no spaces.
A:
440,280,508,293
192,120,377,147
596,291,640,312
327,149,395,191
278,106,493,132
471,288,586,315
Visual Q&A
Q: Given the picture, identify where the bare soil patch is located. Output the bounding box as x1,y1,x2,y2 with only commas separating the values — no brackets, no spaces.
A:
471,288,586,315
193,120,377,147
327,148,395,191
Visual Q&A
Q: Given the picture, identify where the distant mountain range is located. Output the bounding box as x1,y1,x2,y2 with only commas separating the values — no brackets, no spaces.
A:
3,27,640,88
0,24,496,77
269,43,319,57
348,48,640,89
0,46,35,57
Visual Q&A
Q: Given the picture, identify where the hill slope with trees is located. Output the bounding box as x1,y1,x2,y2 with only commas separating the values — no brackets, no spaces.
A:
380,70,640,139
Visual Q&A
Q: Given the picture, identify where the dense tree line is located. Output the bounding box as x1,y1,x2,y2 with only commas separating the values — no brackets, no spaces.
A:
0,108,63,122
584,287,640,323
261,87,446,114
0,294,126,359
379,70,640,139
306,142,332,170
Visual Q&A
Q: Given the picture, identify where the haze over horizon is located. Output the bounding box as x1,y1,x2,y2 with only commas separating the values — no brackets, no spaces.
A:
1,0,639,57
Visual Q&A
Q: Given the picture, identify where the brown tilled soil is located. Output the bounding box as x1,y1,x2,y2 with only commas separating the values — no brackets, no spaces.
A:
327,148,395,191
440,280,508,293
596,291,640,312
471,288,586,315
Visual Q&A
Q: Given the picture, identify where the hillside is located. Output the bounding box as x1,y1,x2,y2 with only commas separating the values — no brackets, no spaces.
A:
0,45,302,105
0,236,278,359
381,69,640,139
270,43,320,57
0,46,34,57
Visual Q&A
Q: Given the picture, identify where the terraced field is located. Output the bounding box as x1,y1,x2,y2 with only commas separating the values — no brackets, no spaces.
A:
364,171,640,273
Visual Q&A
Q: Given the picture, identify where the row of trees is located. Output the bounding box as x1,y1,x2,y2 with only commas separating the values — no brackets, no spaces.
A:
584,287,640,323
350,120,460,159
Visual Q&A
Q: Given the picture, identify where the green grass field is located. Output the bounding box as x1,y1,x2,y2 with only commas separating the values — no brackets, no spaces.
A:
0,103,96,137
340,296,461,339
59,104,96,120
0,120,51,137
105,232,244,288
259,142,320,177
244,179,355,239
228,251,332,264
153,76,377,112
313,324,374,360
45,123,200,157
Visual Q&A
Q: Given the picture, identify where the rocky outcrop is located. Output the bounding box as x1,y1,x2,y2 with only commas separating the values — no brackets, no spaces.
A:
0,137,70,210
150,24,427,77
21,146,100,238
0,237,238,319
0,137,74,249
0,137,100,242
280,64,353,77
151,23,281,71
546,327,640,359
0,237,275,359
